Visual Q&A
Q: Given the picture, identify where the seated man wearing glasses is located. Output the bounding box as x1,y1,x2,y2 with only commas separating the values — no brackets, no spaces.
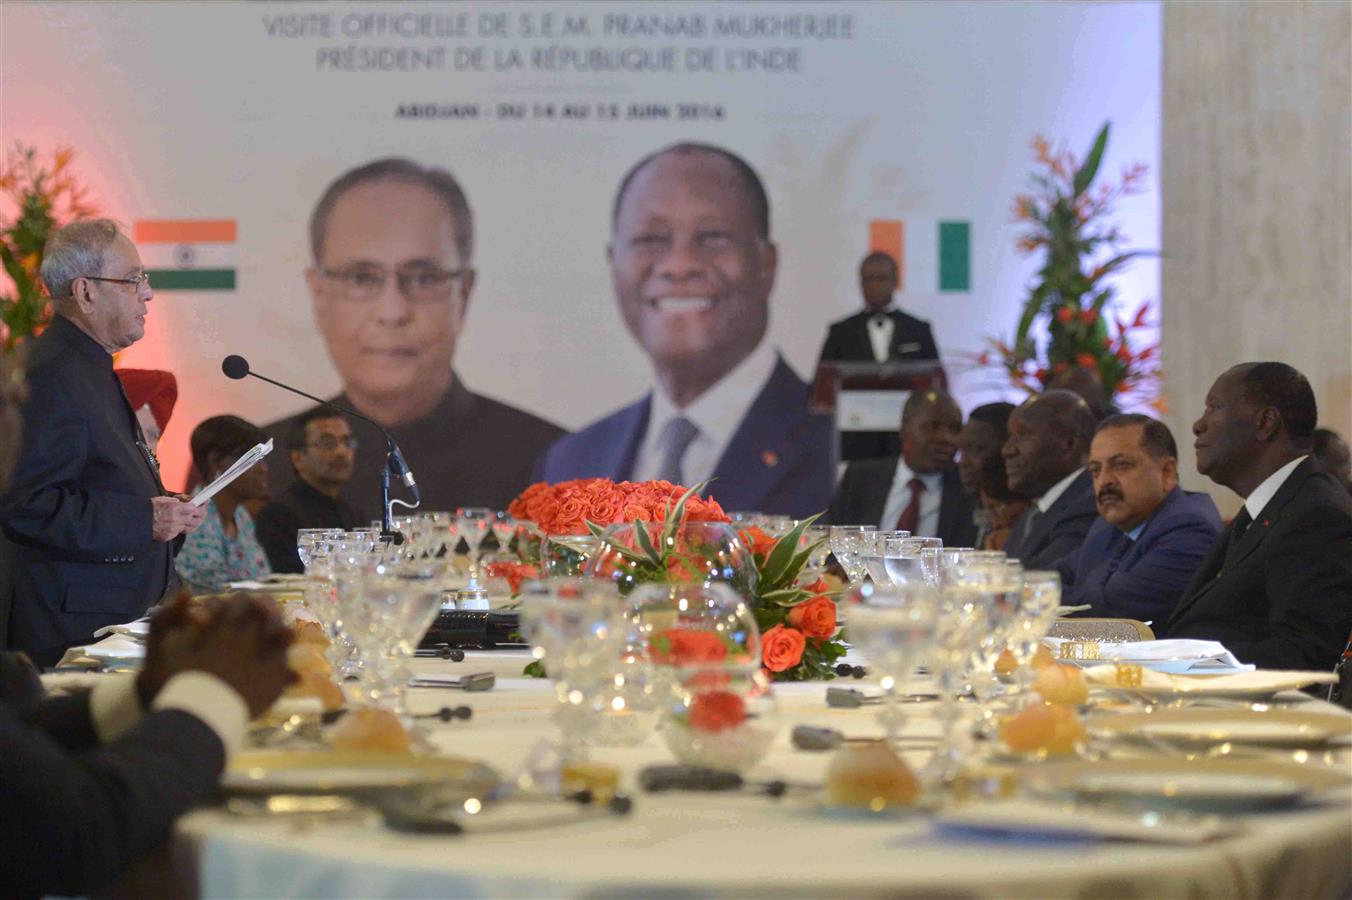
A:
255,407,368,573
264,159,564,517
2,220,207,665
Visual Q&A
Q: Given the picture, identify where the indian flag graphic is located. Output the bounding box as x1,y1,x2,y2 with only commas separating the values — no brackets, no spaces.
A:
134,219,236,291
868,219,971,293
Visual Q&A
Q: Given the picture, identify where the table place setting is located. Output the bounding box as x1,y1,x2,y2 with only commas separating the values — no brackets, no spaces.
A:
1045,637,1254,673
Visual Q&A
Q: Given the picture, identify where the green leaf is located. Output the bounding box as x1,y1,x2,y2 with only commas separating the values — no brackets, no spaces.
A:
522,660,547,678
1073,122,1110,196
632,518,663,566
759,514,817,588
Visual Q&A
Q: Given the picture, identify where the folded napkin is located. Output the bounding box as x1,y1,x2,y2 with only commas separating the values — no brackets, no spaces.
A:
1045,638,1254,673
92,618,150,639
1056,604,1093,616
1084,666,1337,694
55,634,147,669
933,800,1238,845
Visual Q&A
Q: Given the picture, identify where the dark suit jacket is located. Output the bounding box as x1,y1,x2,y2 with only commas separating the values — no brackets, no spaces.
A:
1,317,172,666
536,357,836,518
1,683,224,897
1002,469,1097,570
816,309,943,461
1162,458,1352,671
817,308,941,365
1054,487,1222,624
829,458,978,547
255,479,367,574
264,373,564,518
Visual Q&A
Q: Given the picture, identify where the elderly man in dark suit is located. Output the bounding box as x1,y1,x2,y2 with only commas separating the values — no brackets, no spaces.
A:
1163,363,1352,670
816,251,942,459
0,342,295,898
1000,390,1098,568
2,220,206,666
1055,414,1222,623
830,388,977,546
536,143,834,517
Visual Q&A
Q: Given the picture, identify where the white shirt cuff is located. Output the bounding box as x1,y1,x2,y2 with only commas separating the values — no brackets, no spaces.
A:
89,675,144,743
151,671,250,757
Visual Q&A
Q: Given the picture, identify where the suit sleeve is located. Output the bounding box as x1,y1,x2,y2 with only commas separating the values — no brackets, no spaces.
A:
1234,506,1352,670
1024,508,1098,570
1,372,153,560
0,708,225,897
1098,520,1219,624
255,502,303,574
828,463,861,526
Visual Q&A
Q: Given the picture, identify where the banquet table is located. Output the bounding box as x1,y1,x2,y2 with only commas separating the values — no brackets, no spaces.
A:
136,650,1352,899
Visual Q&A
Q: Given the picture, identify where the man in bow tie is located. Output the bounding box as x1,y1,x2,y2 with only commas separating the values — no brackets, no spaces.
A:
1162,362,1352,670
1053,414,1221,623
815,251,942,459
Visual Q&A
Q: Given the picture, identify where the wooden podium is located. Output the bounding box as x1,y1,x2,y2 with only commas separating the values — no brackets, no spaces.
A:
810,361,948,461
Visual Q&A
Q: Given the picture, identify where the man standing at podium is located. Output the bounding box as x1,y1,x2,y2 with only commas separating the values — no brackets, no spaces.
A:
816,251,942,459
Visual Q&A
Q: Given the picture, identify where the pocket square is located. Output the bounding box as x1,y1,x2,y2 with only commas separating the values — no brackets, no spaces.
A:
899,342,922,353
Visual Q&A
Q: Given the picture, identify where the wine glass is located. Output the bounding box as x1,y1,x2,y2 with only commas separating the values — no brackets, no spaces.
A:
845,581,939,742
1007,571,1062,704
924,553,997,781
828,525,874,585
297,528,344,570
518,579,626,763
454,507,492,586
862,530,910,587
881,535,932,586
359,559,448,715
490,511,519,556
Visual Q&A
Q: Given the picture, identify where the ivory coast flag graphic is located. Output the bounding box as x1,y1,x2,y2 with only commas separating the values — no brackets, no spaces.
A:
134,220,236,290
868,219,971,293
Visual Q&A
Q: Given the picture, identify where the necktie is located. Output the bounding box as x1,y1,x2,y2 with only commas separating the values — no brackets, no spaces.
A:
655,416,700,486
1103,530,1135,579
1222,507,1253,568
894,477,925,533
1016,506,1042,546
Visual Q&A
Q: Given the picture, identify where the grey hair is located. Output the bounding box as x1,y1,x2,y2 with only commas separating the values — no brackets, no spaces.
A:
41,219,124,303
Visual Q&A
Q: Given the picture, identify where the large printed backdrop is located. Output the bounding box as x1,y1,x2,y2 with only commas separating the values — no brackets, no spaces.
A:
1,1,1160,495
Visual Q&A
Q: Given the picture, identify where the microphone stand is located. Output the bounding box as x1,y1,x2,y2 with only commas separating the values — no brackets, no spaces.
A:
223,362,419,539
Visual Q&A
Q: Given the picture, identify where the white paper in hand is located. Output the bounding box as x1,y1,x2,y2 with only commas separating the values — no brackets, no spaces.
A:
190,439,273,507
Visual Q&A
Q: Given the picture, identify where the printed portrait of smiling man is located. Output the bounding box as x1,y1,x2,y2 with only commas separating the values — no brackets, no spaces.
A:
265,158,563,515
535,142,834,517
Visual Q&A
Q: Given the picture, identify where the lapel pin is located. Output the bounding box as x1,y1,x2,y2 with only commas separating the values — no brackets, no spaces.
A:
761,450,779,468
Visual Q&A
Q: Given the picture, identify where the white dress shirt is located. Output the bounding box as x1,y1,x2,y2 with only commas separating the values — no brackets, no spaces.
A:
1243,455,1308,521
89,671,249,755
1036,467,1086,513
866,309,895,363
878,458,944,535
633,341,780,487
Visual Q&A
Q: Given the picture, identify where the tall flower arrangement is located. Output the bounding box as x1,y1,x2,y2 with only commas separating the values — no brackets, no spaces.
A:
1,145,99,348
978,123,1159,406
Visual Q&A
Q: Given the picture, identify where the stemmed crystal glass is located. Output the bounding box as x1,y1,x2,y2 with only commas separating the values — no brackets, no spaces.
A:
490,511,519,557
800,525,832,578
881,535,938,587
297,528,344,570
356,558,447,714
845,581,939,742
518,578,626,762
862,530,910,587
828,525,875,585
967,559,1025,702
1007,570,1062,704
454,507,492,586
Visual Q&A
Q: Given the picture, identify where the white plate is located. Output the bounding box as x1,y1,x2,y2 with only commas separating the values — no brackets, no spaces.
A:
1069,772,1304,812
222,750,499,797
1090,709,1352,748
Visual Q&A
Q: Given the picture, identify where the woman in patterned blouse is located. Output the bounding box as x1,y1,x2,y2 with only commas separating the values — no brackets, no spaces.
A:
176,416,272,594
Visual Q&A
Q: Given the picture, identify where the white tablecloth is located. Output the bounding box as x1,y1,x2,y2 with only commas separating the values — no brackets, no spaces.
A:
169,650,1352,899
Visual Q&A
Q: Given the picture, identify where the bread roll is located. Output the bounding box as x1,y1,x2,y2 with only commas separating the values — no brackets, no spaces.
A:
329,707,413,754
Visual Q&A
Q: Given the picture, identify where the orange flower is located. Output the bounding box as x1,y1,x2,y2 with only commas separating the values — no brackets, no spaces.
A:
787,596,837,639
656,629,728,666
738,526,776,558
1055,307,1075,325
1079,308,1098,325
761,625,806,672
1076,353,1097,369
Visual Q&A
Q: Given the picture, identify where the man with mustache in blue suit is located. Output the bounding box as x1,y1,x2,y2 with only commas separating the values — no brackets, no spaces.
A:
535,143,835,517
1054,414,1222,624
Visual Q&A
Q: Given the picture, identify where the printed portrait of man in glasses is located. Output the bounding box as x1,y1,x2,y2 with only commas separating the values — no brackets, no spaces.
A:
264,158,563,514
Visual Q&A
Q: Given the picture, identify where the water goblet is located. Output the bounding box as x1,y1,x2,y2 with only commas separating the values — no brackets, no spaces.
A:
1007,570,1062,704
862,530,910,587
828,525,875,585
359,558,448,714
455,507,493,586
297,528,344,570
490,511,519,556
845,581,939,742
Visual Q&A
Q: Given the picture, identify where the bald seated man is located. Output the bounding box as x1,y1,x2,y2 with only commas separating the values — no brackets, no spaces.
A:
829,388,977,546
1000,389,1099,568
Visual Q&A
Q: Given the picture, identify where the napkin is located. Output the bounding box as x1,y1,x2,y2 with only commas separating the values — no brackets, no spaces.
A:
55,634,147,669
1084,667,1337,694
92,618,151,639
933,800,1239,845
1045,638,1254,673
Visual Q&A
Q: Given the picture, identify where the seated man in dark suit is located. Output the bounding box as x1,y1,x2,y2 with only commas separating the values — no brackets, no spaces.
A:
256,406,368,573
816,252,943,459
830,388,977,546
1055,414,1222,623
1000,390,1098,568
536,143,834,517
2,220,206,665
1163,362,1352,670
264,158,564,515
1312,427,1351,494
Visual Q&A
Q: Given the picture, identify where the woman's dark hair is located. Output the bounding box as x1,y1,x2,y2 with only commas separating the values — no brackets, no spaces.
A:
189,415,266,478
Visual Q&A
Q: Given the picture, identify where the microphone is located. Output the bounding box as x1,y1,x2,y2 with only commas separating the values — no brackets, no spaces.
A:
221,355,421,519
